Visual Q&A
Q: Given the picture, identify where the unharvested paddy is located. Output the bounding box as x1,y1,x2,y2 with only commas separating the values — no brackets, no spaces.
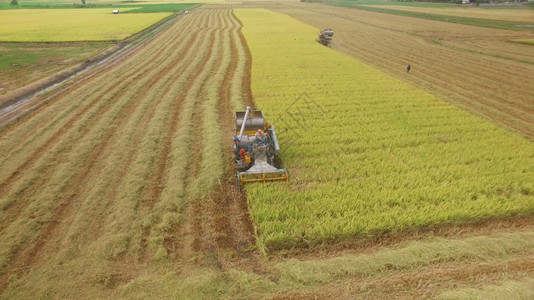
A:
236,8,534,251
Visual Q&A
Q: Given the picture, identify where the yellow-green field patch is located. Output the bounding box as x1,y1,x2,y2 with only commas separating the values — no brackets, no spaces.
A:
235,8,534,252
0,9,171,42
510,39,534,46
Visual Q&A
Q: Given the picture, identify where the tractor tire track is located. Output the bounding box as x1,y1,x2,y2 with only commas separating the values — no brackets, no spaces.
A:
0,7,262,293
212,14,256,255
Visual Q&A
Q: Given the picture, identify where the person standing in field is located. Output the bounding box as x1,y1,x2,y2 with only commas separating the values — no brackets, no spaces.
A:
407,64,411,73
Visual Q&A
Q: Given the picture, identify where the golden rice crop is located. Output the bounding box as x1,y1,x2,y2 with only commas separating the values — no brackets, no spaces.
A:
234,9,534,252
0,9,171,42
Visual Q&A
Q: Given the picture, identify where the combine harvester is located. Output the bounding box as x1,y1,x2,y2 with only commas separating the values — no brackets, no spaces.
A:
317,28,334,46
233,106,288,188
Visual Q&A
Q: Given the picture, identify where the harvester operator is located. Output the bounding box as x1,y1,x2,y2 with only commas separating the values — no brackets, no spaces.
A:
254,129,267,146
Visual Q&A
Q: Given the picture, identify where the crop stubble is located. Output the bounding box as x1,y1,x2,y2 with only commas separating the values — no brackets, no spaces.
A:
0,8,254,291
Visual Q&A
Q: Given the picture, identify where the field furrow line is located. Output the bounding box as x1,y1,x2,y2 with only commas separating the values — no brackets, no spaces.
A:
50,24,207,257
0,23,199,199
211,14,242,254
191,11,235,262
152,11,226,263
0,19,204,279
130,16,217,263
208,12,256,255
88,9,217,262
186,12,228,263
141,31,204,214
0,29,200,235
234,14,255,109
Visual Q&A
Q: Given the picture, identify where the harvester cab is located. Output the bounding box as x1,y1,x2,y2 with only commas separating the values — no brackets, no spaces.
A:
318,28,334,46
233,106,288,188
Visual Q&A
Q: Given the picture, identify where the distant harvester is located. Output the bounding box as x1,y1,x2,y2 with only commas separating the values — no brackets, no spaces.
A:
112,10,119,14
317,28,334,46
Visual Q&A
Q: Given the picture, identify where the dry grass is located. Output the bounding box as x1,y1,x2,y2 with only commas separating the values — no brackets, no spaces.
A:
364,5,534,23
1,4,532,299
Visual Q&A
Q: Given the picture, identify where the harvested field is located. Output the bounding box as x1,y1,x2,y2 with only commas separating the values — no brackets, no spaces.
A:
0,2,533,299
0,8,256,297
273,2,534,140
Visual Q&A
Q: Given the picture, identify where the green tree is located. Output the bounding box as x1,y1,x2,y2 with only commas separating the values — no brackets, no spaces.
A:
10,0,18,7
81,0,86,5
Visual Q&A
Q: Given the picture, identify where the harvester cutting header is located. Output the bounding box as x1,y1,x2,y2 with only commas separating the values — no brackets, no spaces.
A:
318,28,334,46
233,106,288,187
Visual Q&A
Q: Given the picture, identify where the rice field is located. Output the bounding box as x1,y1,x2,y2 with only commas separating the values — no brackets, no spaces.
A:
235,8,534,252
0,8,254,296
364,4,534,23
0,8,172,42
0,3,532,299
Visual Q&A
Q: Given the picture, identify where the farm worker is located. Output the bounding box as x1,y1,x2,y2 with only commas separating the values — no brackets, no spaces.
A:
407,64,411,73
254,129,266,146
239,148,246,159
